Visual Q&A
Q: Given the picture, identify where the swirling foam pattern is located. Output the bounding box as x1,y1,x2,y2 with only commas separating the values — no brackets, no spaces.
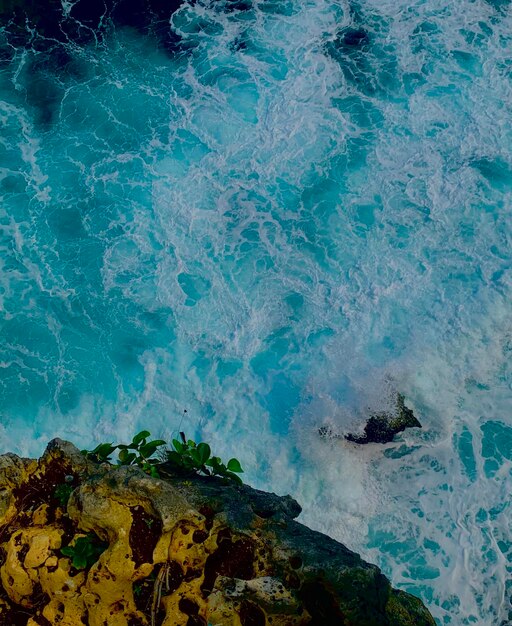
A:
1,0,511,623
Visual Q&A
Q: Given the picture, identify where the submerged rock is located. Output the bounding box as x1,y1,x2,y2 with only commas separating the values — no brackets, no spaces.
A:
0,438,434,625
346,394,422,444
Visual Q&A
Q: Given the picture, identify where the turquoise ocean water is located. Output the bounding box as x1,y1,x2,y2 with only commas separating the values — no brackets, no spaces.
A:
1,0,512,623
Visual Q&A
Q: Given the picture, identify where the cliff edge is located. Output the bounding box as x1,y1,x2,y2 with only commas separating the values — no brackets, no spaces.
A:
0,439,435,626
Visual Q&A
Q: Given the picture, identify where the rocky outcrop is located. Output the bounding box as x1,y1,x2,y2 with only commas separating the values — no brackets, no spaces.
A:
0,439,435,626
318,394,422,445
345,394,422,445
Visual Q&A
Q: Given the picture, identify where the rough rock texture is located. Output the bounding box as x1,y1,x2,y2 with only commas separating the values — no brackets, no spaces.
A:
0,439,435,626
345,394,422,445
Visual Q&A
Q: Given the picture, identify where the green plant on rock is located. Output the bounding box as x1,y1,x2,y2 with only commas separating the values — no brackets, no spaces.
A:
61,533,108,570
81,430,244,484
165,432,244,485
82,431,166,478
117,430,166,478
81,442,117,463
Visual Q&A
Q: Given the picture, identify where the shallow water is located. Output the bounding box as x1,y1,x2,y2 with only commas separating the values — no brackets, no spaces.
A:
1,0,511,623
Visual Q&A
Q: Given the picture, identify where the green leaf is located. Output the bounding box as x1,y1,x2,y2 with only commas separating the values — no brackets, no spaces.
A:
94,443,117,461
166,451,183,466
61,534,108,570
139,461,160,478
196,443,211,465
74,555,87,569
224,471,243,485
139,440,166,459
187,440,196,448
207,460,226,475
185,456,197,468
149,465,160,479
132,430,151,446
118,449,136,465
172,439,184,453
189,447,202,467
227,458,243,473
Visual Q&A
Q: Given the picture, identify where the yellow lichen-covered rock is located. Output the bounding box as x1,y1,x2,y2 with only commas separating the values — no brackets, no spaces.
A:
1,526,61,604
40,556,87,626
24,529,61,569
1,530,34,605
0,439,436,626
0,454,36,527
32,503,49,526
